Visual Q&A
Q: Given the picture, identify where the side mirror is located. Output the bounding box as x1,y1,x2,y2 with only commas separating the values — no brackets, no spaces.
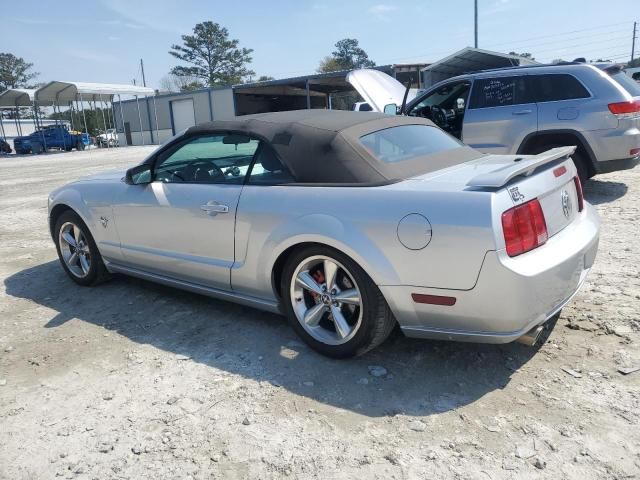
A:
383,103,398,115
124,163,152,185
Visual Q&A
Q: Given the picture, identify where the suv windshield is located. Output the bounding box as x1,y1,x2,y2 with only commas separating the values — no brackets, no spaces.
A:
360,124,464,163
610,71,640,96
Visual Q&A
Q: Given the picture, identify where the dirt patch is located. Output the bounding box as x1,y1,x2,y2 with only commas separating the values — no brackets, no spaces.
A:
1,148,639,479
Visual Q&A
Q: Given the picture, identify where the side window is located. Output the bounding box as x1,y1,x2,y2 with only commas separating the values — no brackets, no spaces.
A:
154,134,259,184
532,74,590,102
468,76,532,109
247,144,295,185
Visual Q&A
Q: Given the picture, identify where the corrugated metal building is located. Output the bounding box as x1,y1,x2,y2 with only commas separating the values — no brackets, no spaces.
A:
112,65,422,146
114,87,234,146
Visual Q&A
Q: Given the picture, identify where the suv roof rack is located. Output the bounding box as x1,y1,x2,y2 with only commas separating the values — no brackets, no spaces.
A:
474,62,585,74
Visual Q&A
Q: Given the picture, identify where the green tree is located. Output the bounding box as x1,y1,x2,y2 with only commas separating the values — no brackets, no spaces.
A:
317,38,376,73
159,73,204,92
257,75,275,82
317,56,345,73
0,53,38,92
49,107,113,136
169,21,255,87
508,51,535,61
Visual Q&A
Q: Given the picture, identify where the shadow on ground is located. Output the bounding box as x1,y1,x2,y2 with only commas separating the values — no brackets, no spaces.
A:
5,261,542,418
584,179,628,205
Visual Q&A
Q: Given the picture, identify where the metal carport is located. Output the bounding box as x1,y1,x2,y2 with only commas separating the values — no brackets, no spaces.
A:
35,81,157,146
233,67,395,115
0,88,36,140
421,47,540,87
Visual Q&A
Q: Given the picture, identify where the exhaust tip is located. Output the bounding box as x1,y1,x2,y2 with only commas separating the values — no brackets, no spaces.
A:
516,325,544,346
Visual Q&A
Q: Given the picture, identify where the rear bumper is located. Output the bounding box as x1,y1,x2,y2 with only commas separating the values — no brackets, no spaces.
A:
583,126,640,170
595,155,640,174
381,204,600,344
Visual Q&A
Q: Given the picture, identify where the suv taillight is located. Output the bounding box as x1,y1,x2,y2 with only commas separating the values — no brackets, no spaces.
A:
608,99,640,117
573,175,584,212
501,199,548,257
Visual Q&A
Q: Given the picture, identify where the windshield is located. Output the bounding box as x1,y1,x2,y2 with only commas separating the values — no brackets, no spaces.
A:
360,124,464,163
610,72,640,96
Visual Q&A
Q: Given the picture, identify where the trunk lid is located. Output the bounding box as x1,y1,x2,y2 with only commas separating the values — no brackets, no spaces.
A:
346,69,416,113
409,147,582,241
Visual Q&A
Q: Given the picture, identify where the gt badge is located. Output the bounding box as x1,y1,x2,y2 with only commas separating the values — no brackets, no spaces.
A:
508,186,525,202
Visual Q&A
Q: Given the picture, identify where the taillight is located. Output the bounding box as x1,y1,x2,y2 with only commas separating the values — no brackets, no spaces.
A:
501,199,548,257
573,175,584,212
608,99,640,117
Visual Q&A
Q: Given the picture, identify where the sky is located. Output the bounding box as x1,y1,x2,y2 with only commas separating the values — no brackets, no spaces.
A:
2,0,639,90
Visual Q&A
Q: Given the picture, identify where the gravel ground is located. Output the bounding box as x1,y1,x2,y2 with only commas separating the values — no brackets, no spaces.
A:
0,148,638,479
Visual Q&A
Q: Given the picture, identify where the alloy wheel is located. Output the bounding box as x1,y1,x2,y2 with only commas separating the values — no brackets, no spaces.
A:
58,221,92,278
290,255,363,345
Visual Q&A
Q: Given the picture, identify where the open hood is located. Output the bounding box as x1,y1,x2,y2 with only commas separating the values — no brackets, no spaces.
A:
346,69,413,113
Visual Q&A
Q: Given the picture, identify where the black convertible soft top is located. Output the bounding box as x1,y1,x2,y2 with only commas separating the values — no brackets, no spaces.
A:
187,110,481,184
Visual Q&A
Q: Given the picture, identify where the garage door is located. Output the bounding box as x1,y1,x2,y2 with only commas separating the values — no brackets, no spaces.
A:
171,98,196,134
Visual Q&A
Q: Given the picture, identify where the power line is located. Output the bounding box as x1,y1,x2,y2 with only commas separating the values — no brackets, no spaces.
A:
496,30,630,52
376,23,637,67
484,20,637,49
268,20,640,78
531,39,631,57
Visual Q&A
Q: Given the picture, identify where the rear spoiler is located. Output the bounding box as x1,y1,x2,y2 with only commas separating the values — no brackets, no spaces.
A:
467,146,576,188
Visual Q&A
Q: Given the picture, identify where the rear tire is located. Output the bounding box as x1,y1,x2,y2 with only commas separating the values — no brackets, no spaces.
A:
54,211,109,286
280,245,396,358
528,143,591,183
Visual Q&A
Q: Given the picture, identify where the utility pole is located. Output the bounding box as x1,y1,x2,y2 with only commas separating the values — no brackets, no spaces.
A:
474,0,478,48
632,21,637,63
140,59,147,87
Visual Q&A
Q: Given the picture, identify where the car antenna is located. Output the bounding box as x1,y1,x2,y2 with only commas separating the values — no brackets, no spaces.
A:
399,80,412,115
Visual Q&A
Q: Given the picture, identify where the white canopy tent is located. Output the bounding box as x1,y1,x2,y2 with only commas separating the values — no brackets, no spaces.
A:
0,88,36,139
35,81,154,102
34,81,158,146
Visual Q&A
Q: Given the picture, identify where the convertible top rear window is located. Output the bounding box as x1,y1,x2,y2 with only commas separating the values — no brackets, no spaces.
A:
360,124,464,163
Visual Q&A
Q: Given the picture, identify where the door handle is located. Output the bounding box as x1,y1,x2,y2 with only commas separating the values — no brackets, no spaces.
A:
512,109,533,115
200,202,229,215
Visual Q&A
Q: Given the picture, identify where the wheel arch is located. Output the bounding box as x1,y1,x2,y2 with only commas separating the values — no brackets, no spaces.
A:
269,239,399,303
517,129,598,174
271,242,323,301
48,193,96,240
49,203,76,237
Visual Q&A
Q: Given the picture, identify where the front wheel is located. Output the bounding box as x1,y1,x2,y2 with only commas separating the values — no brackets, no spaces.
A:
76,140,85,151
281,246,396,358
54,211,109,286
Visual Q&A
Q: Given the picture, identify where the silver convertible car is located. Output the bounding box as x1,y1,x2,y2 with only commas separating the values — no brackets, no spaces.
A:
48,110,599,357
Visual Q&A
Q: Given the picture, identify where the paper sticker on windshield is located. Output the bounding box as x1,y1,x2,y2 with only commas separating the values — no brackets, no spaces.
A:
509,186,525,203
